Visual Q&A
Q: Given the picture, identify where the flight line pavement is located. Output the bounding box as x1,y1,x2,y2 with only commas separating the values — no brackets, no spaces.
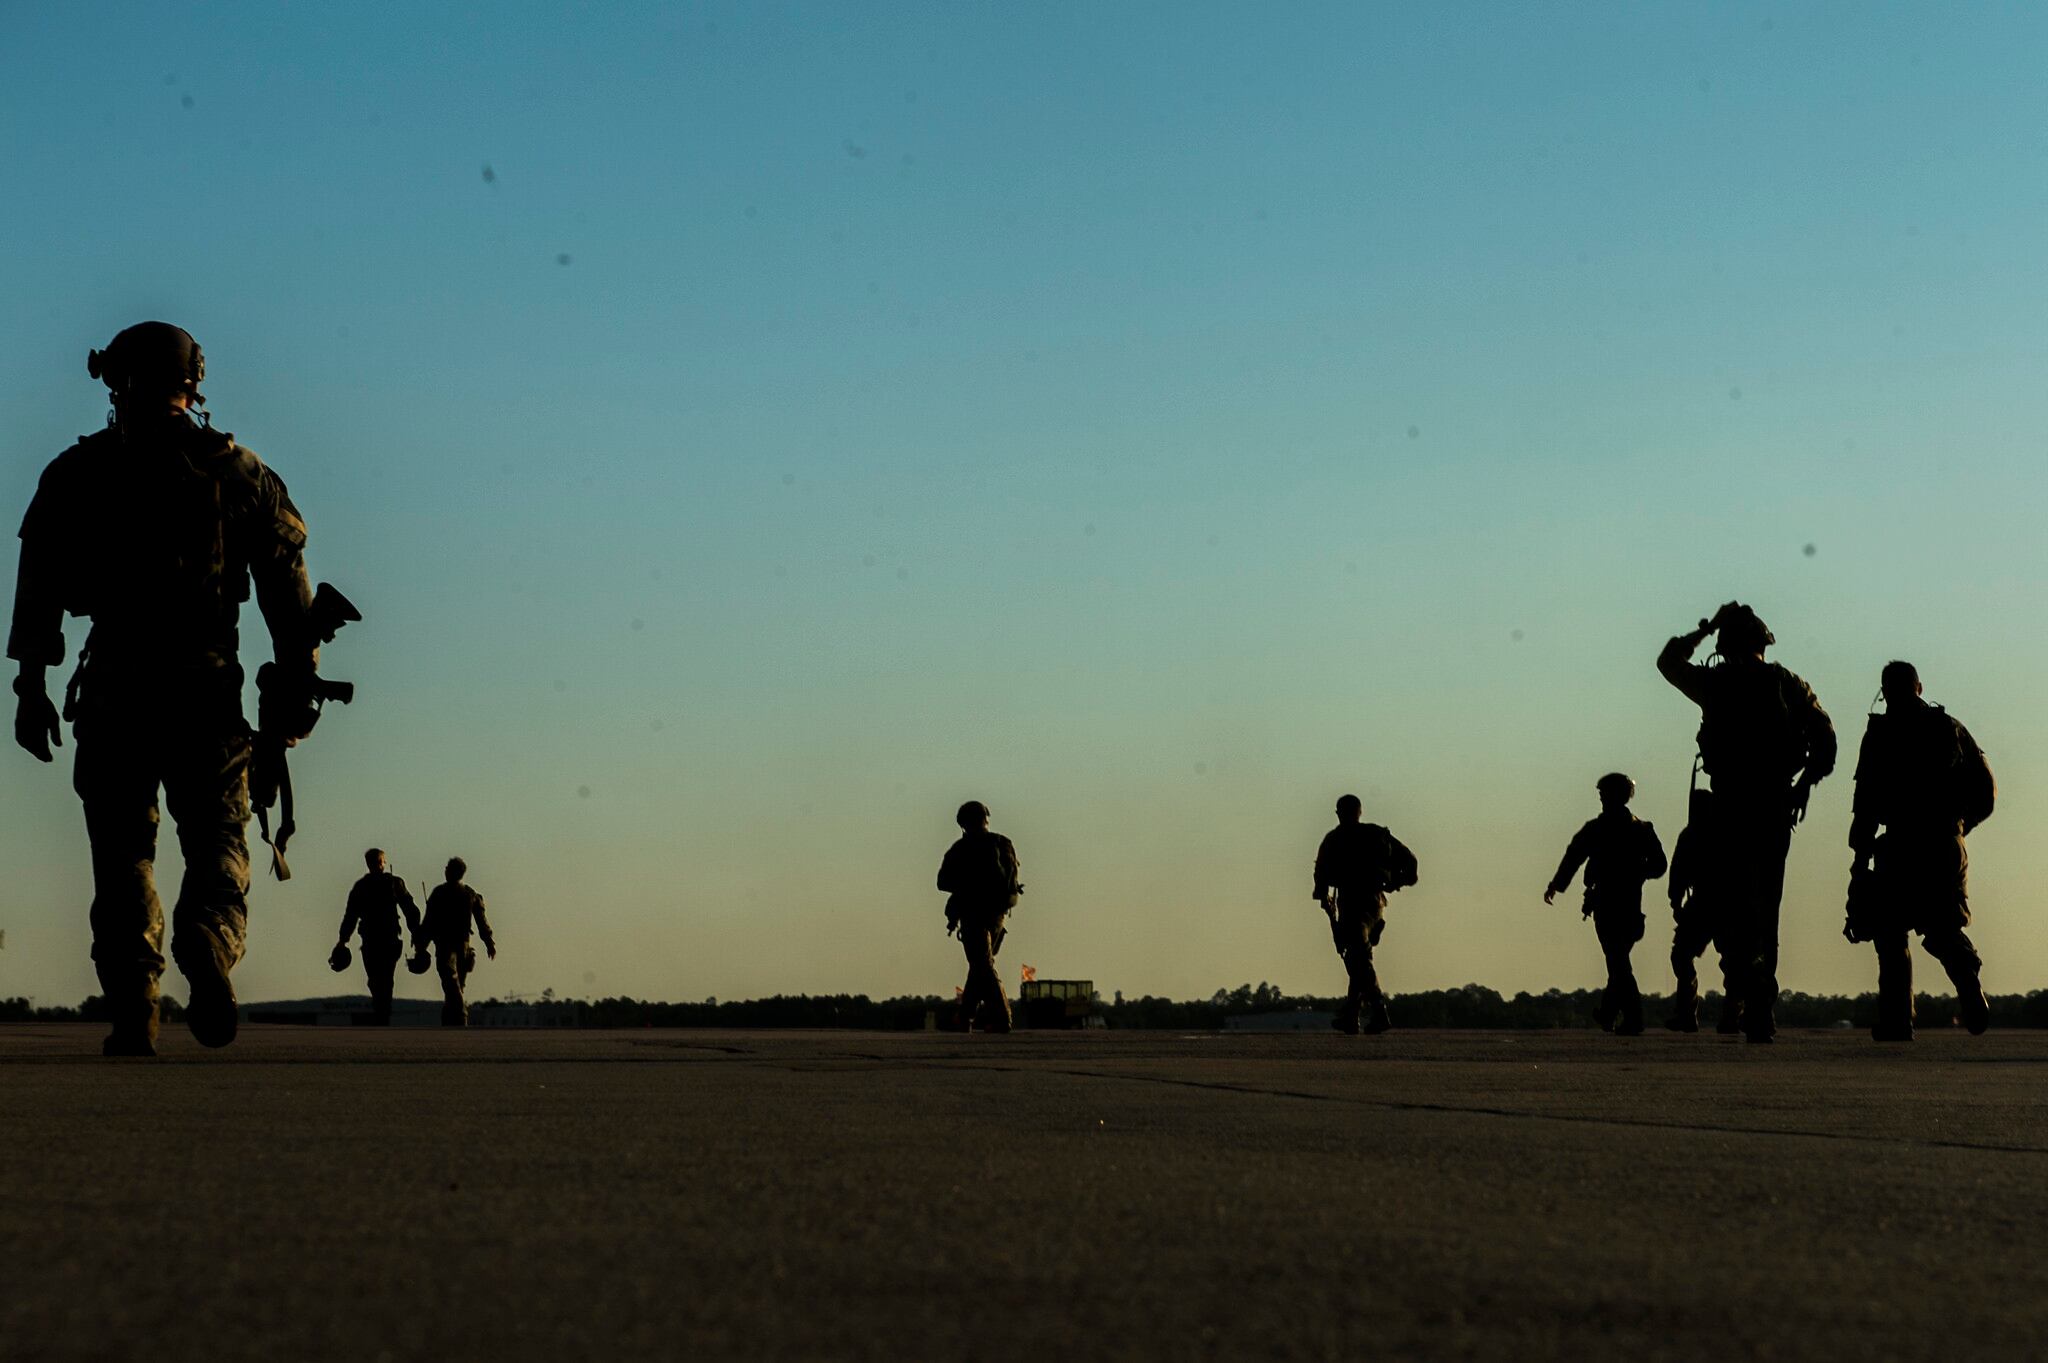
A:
3,1024,2045,1363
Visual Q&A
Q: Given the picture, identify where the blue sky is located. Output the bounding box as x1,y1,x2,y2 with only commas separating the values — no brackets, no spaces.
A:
3,2,2045,1008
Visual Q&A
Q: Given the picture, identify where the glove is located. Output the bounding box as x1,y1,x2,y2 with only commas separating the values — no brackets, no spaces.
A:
12,683,61,762
256,662,323,744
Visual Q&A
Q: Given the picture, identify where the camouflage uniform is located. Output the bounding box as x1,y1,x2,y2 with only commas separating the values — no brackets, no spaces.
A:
338,871,423,1024
1664,793,1741,1033
1313,822,1419,1033
1659,633,1835,1041
10,417,316,1051
1849,700,1988,1039
1548,811,1667,1034
423,879,495,1026
937,830,1020,1032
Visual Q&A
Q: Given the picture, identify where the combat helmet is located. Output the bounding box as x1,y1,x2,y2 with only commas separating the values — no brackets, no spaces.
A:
87,321,205,400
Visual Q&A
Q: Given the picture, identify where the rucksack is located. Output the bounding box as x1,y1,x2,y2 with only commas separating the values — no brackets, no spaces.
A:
1952,721,1996,831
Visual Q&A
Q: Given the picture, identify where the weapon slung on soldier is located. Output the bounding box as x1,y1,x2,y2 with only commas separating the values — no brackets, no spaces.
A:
251,583,361,881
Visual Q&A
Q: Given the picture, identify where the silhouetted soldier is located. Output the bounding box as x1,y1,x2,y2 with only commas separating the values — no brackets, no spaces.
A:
1544,773,1667,1035
1313,794,1419,1035
422,857,495,1026
334,848,424,1024
1844,661,1993,1041
937,801,1021,1033
9,323,330,1056
1659,602,1835,1043
1663,785,1741,1034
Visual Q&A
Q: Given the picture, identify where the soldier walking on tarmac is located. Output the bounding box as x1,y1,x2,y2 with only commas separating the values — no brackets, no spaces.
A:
1658,602,1835,1043
937,801,1022,1033
9,322,342,1056
1664,784,1741,1033
1544,773,1668,1035
1313,794,1419,1035
422,857,495,1026
1843,661,1994,1041
332,848,425,1024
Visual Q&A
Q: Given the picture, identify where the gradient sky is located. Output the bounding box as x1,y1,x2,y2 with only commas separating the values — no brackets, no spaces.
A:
3,2,2046,1010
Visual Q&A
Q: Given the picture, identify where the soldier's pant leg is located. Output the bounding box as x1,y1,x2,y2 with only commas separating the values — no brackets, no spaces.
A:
1873,930,1914,1037
1668,914,1713,1028
362,948,400,1024
1719,802,1791,1040
1922,926,1986,1032
958,917,1010,1030
72,730,166,1049
1597,911,1645,1032
162,732,253,982
436,946,469,1026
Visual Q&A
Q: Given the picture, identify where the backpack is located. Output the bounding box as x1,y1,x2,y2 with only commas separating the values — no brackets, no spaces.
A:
1952,721,1996,831
1697,663,1803,780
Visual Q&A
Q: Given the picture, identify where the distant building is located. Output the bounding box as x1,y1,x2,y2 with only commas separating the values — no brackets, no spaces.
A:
1018,979,1102,1029
243,996,440,1027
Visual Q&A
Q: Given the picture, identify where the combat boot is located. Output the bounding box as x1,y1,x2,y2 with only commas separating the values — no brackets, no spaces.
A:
1664,986,1699,1033
173,928,239,1049
98,972,161,1058
1959,986,1989,1036
1714,999,1744,1036
1360,1001,1393,1035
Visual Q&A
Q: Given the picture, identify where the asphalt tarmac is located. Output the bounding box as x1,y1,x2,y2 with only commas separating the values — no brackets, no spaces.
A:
4,1024,2045,1362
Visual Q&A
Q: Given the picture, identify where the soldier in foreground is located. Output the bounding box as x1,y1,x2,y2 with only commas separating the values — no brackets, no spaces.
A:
1844,661,1993,1040
1544,773,1667,1035
332,848,425,1024
1313,794,1419,1034
422,857,495,1026
1664,785,1740,1033
938,801,1022,1033
9,323,335,1056
1658,602,1834,1043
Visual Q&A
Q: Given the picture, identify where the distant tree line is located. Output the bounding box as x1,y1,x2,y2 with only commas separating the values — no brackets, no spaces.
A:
10,987,2048,1031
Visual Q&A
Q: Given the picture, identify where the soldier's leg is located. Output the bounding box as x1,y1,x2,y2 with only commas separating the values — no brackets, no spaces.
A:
1328,914,1365,1031
1355,918,1390,1033
1872,929,1914,1040
73,732,167,1057
162,731,253,1049
960,917,1009,1031
1599,911,1645,1034
362,949,399,1024
1666,913,1710,1031
1921,926,1987,1035
1729,809,1791,1042
436,946,466,1026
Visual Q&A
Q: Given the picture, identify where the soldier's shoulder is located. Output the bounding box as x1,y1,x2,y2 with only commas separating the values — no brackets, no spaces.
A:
36,428,117,484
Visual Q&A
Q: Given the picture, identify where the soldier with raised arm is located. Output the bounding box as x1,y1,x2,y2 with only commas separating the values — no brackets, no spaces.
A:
9,323,337,1056
1313,794,1419,1035
1658,602,1834,1043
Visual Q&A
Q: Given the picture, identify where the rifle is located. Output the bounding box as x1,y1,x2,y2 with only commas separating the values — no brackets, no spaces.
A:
251,583,361,880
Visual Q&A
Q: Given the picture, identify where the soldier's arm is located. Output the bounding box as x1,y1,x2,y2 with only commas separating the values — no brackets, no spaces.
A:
1312,832,1334,901
1641,824,1669,881
245,463,319,670
1847,724,1881,853
337,892,361,946
1667,828,1692,907
472,894,496,953
1547,827,1590,897
936,843,959,893
1656,624,1714,704
396,878,425,938
1795,679,1837,785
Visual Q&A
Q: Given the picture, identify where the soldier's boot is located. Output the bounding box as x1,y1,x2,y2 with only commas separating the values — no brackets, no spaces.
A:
1360,996,1393,1035
982,991,1013,1034
1591,995,1617,1033
1714,997,1744,1035
1873,937,1915,1041
97,968,161,1058
173,926,239,1049
1664,967,1700,1033
1615,999,1646,1037
1926,931,1989,1036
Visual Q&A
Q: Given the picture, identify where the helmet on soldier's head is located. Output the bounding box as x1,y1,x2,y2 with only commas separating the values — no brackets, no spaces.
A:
1715,603,1774,653
1596,772,1635,802
328,942,352,973
87,321,205,398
